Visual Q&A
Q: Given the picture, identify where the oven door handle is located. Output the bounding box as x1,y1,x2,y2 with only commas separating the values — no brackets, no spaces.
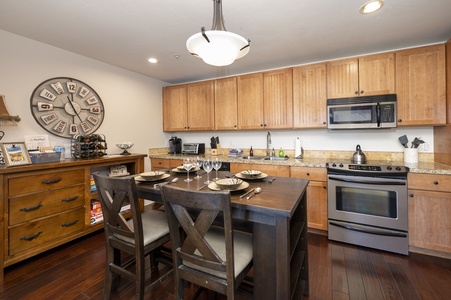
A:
329,221,408,237
328,176,406,186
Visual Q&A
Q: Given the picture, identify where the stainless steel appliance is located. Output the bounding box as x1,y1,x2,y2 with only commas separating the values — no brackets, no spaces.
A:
327,94,397,129
327,162,409,255
169,136,182,154
181,143,205,155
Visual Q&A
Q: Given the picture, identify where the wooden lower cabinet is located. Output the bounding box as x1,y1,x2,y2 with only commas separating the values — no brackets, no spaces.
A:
0,154,146,279
290,167,328,232
151,158,183,170
230,163,290,177
408,173,451,257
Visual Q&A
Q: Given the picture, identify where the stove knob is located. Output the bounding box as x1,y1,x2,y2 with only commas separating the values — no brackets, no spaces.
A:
387,166,392,170
339,163,344,168
396,166,401,171
332,163,337,167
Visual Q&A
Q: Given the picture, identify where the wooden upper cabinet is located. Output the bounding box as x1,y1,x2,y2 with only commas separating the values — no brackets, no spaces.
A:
396,44,446,126
215,77,238,130
263,68,293,129
187,80,215,130
326,52,395,98
237,73,264,129
293,63,327,128
163,85,188,131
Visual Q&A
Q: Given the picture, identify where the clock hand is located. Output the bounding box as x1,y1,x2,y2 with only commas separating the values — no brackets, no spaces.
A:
67,96,83,123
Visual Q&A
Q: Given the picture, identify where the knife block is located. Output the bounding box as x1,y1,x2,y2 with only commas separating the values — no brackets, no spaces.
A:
211,143,220,156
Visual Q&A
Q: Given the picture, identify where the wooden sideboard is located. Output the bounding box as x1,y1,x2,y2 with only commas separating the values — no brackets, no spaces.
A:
0,154,146,280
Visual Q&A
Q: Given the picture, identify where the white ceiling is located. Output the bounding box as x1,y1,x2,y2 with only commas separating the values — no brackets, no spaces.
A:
1,0,450,84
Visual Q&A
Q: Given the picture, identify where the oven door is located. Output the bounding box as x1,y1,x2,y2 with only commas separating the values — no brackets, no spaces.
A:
328,173,408,231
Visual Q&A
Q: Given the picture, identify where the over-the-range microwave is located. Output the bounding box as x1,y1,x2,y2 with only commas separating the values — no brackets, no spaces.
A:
327,94,397,130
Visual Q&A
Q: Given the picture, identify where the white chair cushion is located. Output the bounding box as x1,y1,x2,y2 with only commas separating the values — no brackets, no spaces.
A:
115,210,169,246
186,226,253,279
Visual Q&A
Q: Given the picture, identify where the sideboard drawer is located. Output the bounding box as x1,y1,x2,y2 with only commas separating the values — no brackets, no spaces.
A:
9,169,85,196
9,185,85,225
9,207,85,256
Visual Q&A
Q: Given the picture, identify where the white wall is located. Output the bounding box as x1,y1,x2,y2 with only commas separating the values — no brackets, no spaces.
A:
0,30,167,171
0,29,434,166
168,126,434,154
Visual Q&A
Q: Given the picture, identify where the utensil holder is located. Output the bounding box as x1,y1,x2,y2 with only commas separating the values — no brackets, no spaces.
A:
404,148,418,164
211,143,220,156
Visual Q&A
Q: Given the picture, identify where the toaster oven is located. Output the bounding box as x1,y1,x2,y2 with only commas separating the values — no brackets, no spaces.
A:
182,143,205,155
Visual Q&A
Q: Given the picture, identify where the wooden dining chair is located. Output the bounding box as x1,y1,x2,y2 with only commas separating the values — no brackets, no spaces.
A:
93,174,172,300
161,185,253,299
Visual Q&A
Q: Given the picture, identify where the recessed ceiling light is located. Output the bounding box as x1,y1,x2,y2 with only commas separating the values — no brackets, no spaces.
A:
147,58,159,64
360,0,384,14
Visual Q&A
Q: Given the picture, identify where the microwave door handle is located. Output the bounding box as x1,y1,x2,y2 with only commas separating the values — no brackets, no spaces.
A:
376,102,381,127
328,176,406,186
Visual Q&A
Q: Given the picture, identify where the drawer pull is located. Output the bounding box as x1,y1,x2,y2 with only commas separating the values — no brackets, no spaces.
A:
61,219,79,227
20,231,42,241
61,196,79,202
20,203,43,212
42,178,62,184
433,181,439,185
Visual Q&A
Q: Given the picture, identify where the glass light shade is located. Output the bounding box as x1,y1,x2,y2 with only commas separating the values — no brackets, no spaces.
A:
186,30,250,66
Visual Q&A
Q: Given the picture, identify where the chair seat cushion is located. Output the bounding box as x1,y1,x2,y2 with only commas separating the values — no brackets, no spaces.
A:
115,210,170,245
186,226,253,279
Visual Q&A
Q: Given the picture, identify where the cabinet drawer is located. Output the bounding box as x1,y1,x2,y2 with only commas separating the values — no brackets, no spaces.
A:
408,173,451,192
151,158,183,170
9,184,85,225
9,207,85,256
291,167,327,181
9,169,85,196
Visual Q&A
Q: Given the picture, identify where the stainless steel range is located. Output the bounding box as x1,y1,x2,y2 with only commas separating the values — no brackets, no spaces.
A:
326,161,409,255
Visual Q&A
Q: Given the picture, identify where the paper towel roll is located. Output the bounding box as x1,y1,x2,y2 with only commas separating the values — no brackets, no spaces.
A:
295,137,302,158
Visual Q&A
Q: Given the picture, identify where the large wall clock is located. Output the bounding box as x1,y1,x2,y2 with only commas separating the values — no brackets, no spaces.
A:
30,77,105,139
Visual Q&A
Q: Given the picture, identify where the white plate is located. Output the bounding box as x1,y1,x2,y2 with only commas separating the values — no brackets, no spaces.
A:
235,172,268,181
172,167,199,173
208,181,249,192
135,173,170,182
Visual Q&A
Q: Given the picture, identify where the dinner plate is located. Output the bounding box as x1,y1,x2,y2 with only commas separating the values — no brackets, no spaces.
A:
208,181,249,192
135,173,170,183
172,167,199,173
235,172,268,181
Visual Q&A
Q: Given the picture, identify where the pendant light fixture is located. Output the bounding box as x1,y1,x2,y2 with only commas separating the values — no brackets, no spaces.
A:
186,0,250,67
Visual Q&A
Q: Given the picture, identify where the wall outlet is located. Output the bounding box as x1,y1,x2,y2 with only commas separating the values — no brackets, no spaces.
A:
424,143,429,151
304,140,310,149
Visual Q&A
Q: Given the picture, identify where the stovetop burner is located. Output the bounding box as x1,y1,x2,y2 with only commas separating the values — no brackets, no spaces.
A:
326,161,409,178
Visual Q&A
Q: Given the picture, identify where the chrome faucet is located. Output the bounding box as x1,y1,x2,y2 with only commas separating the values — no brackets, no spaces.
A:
266,132,272,157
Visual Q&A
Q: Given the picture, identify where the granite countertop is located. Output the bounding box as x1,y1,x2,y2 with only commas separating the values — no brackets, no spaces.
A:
149,153,451,175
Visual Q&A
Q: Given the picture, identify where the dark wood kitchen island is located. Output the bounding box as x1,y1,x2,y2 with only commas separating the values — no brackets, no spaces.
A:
137,172,309,300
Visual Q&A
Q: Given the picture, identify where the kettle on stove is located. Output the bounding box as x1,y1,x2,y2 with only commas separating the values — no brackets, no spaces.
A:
168,136,182,154
352,144,367,164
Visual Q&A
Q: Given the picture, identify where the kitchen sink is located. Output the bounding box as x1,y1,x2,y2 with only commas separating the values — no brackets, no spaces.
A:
242,156,289,161
242,155,267,160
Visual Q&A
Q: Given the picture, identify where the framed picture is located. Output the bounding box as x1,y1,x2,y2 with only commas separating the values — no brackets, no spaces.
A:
0,142,32,167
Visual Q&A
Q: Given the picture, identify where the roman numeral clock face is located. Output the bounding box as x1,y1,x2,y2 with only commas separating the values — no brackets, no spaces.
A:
30,77,105,139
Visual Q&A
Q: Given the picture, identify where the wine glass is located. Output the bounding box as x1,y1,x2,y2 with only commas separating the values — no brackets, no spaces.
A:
183,157,193,182
194,156,203,179
213,158,222,181
203,159,213,184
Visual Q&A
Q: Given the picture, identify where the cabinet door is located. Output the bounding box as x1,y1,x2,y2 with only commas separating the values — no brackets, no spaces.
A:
187,80,215,130
263,68,293,128
293,63,327,128
358,52,395,96
408,189,451,253
163,85,187,131
237,73,264,129
396,44,446,126
326,58,359,98
306,181,328,231
215,77,238,130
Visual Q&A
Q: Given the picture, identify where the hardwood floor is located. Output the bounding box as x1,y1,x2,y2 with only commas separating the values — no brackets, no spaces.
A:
1,231,450,299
